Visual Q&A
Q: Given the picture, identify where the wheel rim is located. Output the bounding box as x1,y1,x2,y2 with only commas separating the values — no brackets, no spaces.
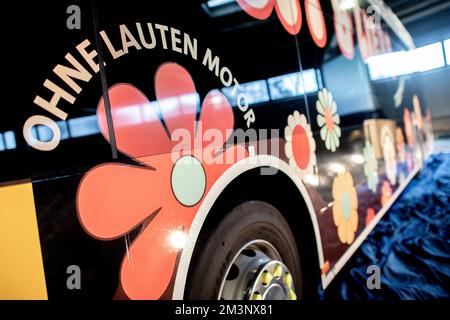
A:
218,240,297,300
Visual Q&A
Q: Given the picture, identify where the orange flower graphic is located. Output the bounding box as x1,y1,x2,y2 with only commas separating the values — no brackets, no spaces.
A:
76,62,246,299
332,171,358,245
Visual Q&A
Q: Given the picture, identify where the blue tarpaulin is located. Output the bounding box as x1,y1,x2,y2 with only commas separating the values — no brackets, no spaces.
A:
324,153,450,300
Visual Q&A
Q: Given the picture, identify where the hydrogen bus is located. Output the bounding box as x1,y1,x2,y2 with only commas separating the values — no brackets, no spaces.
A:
0,0,433,300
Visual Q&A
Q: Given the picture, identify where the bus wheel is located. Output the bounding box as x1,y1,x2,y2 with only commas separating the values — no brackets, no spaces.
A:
185,201,302,300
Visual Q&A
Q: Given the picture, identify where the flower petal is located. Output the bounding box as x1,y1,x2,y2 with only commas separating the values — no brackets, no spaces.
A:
293,110,301,124
345,221,355,244
331,100,337,114
320,89,327,106
309,133,316,152
289,157,297,171
274,0,302,35
332,131,340,150
97,83,173,158
325,133,332,150
77,162,169,240
337,222,347,244
316,100,325,115
198,90,234,154
309,152,317,167
334,125,342,138
320,125,327,141
288,114,295,128
328,91,334,108
333,201,343,227
331,139,337,152
236,0,274,20
349,209,358,232
333,114,340,125
349,187,358,210
120,204,195,300
285,125,293,142
332,175,342,200
343,171,353,188
317,114,325,127
285,141,293,159
155,63,198,142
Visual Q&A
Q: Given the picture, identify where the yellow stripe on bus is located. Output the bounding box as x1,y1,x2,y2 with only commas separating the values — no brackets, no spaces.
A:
0,182,48,300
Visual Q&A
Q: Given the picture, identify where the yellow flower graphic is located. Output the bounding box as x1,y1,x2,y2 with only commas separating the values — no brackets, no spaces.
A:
332,171,359,245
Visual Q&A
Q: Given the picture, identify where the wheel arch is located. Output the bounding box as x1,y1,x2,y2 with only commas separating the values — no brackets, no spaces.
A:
172,155,325,299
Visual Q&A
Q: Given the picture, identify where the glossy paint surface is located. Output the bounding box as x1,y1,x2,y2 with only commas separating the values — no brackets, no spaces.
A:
0,0,434,299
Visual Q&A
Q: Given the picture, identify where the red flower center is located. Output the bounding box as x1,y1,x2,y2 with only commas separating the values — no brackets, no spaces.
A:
292,125,310,170
324,107,334,131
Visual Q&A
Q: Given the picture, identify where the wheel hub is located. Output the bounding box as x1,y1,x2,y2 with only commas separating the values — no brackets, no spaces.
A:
218,240,297,300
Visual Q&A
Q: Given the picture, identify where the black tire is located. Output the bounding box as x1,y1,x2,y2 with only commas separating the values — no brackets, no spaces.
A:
185,200,302,300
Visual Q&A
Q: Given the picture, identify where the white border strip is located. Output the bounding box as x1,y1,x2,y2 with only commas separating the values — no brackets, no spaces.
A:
172,154,421,297
322,165,420,288
172,155,325,299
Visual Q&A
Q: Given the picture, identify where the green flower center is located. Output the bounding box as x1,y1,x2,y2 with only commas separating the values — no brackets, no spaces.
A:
341,192,351,221
171,155,206,207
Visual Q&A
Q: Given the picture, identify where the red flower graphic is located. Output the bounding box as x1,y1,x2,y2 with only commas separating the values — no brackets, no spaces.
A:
236,0,327,46
236,0,302,35
365,208,375,227
76,62,246,299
